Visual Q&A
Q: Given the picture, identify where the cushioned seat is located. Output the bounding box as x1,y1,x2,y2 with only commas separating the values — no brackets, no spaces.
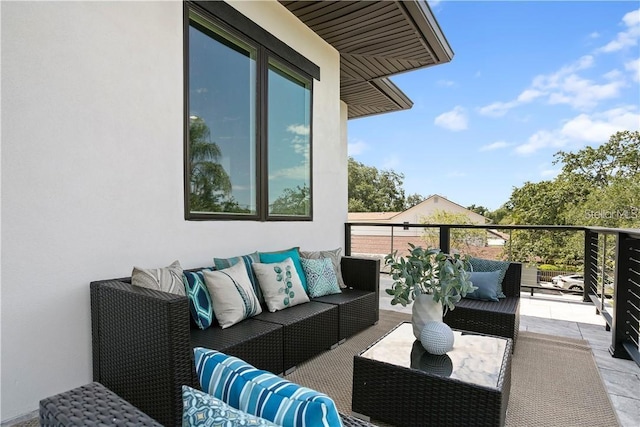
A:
191,318,283,375
444,263,521,346
253,301,339,373
313,289,379,341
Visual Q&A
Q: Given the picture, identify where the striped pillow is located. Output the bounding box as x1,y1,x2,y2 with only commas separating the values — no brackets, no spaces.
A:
194,347,343,427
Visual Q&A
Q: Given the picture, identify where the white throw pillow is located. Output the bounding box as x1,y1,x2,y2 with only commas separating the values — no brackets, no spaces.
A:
203,260,262,329
132,260,185,296
253,257,310,312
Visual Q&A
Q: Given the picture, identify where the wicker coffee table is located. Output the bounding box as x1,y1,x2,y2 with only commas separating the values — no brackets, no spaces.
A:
352,322,512,427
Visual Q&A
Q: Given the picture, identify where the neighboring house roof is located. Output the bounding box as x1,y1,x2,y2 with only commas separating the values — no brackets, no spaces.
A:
280,1,454,119
348,194,488,224
488,230,510,240
348,212,401,222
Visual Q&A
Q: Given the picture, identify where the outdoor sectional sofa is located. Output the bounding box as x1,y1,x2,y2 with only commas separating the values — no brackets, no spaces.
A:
90,256,379,427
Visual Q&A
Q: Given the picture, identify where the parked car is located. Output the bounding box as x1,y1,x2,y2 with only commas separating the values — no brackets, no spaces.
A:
553,274,584,291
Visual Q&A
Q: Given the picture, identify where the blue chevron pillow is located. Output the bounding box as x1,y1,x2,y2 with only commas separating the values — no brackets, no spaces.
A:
182,269,215,329
194,347,343,427
182,385,277,427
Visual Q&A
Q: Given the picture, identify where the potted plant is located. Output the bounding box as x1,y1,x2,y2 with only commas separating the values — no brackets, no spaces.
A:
385,244,476,338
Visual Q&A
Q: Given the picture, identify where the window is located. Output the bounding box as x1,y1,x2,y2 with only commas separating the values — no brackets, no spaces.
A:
184,3,316,221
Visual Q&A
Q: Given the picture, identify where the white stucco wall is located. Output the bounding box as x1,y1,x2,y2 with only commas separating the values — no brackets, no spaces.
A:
0,0,343,421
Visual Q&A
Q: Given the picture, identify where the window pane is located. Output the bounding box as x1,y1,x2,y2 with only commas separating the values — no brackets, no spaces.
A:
188,14,257,215
267,60,312,217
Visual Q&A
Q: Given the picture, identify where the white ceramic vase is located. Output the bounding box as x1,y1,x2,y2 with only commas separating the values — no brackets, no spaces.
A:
411,292,443,339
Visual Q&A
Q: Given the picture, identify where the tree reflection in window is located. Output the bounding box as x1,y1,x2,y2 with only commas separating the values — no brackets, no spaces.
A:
188,116,247,213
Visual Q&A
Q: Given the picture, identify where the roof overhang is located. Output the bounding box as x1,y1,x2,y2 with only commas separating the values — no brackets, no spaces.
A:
280,1,454,119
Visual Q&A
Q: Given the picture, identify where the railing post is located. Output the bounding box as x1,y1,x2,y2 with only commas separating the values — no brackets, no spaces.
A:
440,225,450,254
583,229,598,303
610,232,633,360
344,223,351,256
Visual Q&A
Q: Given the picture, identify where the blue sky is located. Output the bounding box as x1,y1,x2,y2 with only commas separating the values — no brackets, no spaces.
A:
347,1,640,211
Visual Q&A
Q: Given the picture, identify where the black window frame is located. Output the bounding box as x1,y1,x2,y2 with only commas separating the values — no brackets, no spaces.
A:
184,1,319,221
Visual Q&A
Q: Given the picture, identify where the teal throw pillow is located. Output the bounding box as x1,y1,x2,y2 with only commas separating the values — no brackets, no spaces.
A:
469,257,510,298
259,247,308,292
194,347,343,427
465,270,501,302
182,385,277,427
300,257,341,298
183,269,215,329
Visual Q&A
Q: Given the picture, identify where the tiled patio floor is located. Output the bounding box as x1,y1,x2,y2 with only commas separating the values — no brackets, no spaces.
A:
380,275,640,427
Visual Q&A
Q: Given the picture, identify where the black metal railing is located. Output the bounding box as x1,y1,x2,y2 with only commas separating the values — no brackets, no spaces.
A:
345,222,640,366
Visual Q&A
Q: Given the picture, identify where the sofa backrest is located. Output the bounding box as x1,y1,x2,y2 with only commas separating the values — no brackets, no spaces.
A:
502,262,522,298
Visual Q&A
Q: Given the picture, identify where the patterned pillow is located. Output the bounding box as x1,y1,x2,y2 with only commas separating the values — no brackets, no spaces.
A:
194,348,343,427
465,270,501,302
468,257,510,298
214,252,262,303
183,269,215,329
300,248,347,288
132,260,185,296
252,258,310,312
182,385,277,427
300,257,342,298
259,248,308,292
203,260,262,329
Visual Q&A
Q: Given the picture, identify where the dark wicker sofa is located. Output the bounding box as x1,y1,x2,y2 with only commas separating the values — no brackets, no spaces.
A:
90,256,379,426
443,262,522,345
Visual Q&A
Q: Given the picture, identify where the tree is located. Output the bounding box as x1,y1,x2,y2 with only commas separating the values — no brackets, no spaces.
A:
405,193,425,209
270,185,310,216
188,117,246,213
420,210,486,254
467,204,491,217
503,130,640,266
348,157,407,212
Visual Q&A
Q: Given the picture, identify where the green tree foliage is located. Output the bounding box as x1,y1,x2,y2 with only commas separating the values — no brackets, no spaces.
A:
270,185,310,216
420,209,486,254
504,130,639,265
188,117,246,213
467,204,491,217
348,157,407,212
405,193,426,209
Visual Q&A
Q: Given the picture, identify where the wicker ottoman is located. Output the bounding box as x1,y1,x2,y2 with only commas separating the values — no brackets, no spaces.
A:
39,382,162,426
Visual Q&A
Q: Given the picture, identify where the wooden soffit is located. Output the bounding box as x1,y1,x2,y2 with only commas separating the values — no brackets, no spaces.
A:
279,0,454,119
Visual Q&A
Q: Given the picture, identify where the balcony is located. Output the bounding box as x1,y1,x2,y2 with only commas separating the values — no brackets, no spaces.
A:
347,222,640,425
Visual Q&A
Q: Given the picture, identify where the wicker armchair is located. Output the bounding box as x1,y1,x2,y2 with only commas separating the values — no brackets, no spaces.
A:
443,262,522,345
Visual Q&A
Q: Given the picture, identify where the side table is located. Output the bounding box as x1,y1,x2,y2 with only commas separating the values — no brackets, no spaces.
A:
39,382,162,426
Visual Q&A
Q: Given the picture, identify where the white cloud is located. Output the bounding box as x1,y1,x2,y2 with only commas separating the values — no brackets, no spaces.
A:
625,58,640,82
589,32,601,39
545,74,625,109
596,9,640,53
560,106,640,142
479,55,629,116
287,124,309,135
478,101,517,118
479,141,510,151
437,79,456,87
434,106,468,131
514,105,640,155
515,130,568,155
348,139,368,156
